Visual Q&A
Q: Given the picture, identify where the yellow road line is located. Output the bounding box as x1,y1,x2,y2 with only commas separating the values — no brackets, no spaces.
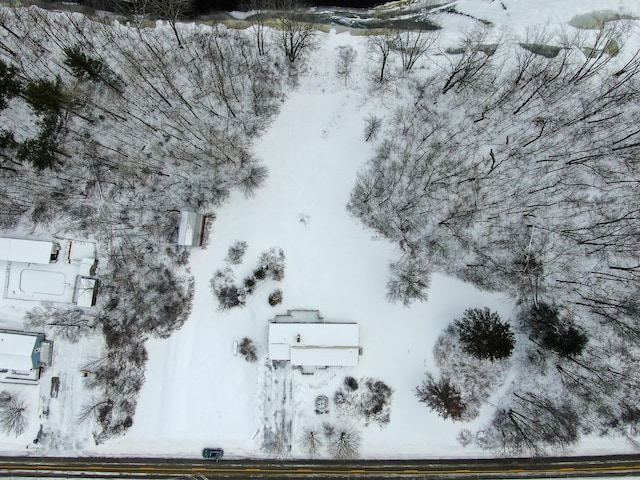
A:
3,462,640,477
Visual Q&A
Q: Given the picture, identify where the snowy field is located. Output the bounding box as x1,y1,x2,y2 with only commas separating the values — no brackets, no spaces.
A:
0,0,639,460
96,59,514,455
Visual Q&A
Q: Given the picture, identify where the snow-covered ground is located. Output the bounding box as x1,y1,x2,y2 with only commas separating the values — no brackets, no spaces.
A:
0,0,639,460
92,29,515,459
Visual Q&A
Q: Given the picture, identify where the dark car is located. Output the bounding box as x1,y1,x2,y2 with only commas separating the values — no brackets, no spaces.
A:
202,448,224,461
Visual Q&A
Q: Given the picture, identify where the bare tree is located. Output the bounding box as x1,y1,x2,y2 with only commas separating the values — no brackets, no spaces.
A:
301,427,322,458
385,255,431,306
367,30,394,83
392,30,437,71
272,0,315,63
237,162,268,198
563,20,631,84
258,247,286,281
478,392,579,455
327,426,360,459
336,45,357,85
149,0,193,47
363,115,381,142
0,392,28,437
442,26,495,94
243,0,272,56
77,397,112,423
238,337,258,362
416,373,467,420
113,0,152,31
25,304,96,343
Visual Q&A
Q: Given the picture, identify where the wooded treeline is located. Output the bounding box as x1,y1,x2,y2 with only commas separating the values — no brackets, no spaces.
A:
350,24,640,453
0,5,286,443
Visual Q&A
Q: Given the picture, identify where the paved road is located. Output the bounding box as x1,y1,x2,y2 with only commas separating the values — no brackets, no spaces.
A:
1,454,640,479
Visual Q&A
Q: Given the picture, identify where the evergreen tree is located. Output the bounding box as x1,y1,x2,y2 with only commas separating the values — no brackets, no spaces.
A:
16,114,65,170
455,307,515,361
0,60,21,109
16,135,60,170
64,46,101,80
63,46,115,87
23,77,66,114
522,302,588,357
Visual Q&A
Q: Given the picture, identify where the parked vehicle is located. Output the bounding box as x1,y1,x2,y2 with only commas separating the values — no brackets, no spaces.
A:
202,448,224,460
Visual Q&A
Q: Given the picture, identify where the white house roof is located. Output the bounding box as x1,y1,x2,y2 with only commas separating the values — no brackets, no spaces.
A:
290,346,359,367
177,211,204,246
0,238,55,264
268,323,359,367
270,343,290,360
0,332,40,371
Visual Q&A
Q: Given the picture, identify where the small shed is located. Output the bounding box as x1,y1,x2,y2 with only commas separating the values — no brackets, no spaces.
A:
75,276,98,307
0,331,45,381
177,211,205,247
0,238,59,264
268,323,360,367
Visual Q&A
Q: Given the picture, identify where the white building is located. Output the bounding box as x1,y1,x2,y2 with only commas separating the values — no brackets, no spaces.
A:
74,277,98,307
0,331,52,383
2,239,98,306
0,238,59,264
177,211,205,247
268,321,360,367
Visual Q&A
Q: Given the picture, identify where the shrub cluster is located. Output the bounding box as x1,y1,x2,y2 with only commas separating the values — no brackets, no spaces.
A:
238,337,258,362
333,377,392,426
225,240,248,265
268,289,283,306
212,247,286,310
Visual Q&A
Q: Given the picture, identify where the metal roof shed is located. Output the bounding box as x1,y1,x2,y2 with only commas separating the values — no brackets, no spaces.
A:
177,211,205,247
75,277,98,307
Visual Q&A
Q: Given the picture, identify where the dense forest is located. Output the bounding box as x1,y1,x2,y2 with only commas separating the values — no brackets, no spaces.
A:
349,23,640,453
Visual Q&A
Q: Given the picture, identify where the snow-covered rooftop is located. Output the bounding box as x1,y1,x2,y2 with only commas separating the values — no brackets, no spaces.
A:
177,211,204,247
75,277,97,307
290,346,359,367
0,331,41,372
0,238,56,265
2,240,97,304
268,323,359,367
